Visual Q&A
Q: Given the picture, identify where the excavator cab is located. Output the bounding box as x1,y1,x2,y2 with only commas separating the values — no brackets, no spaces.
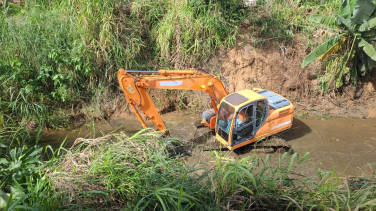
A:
215,90,270,149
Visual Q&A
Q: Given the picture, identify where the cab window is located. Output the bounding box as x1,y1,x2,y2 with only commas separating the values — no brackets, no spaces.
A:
216,102,235,141
234,105,254,141
256,100,267,127
235,106,253,128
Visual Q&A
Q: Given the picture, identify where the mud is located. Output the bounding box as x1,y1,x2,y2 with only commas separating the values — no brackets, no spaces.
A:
40,114,376,177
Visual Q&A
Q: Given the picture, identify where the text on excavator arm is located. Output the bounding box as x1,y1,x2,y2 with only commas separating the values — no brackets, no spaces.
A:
117,68,228,135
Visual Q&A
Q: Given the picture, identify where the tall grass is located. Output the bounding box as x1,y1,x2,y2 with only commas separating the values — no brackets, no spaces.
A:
1,130,375,210
244,0,341,46
0,0,241,129
132,0,239,67
14,131,373,210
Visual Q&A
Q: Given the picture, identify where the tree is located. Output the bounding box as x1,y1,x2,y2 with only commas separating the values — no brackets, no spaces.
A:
302,0,376,88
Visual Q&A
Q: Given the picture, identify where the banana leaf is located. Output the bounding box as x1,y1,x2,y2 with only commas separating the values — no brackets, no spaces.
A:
319,37,346,61
336,67,348,88
341,0,356,19
309,15,337,26
337,17,353,31
361,29,376,39
358,38,376,61
359,17,376,31
302,36,344,68
352,0,376,25
359,52,375,75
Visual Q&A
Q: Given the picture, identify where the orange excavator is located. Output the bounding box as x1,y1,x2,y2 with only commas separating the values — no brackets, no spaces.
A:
117,68,294,151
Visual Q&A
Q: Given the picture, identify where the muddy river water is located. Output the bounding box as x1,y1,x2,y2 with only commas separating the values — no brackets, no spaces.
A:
39,114,376,177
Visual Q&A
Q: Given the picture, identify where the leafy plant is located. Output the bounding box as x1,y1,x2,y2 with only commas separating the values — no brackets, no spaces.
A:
302,0,376,88
0,0,241,129
0,146,42,198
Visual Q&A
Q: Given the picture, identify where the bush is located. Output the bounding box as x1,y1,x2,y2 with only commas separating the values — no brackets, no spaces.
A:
0,0,240,127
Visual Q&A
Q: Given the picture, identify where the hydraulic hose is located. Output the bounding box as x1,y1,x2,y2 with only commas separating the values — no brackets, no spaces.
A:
220,75,229,93
134,76,142,107
211,86,218,104
194,68,210,74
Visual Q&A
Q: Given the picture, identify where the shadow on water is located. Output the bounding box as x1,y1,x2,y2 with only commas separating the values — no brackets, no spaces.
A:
233,118,312,155
278,118,312,141
185,118,312,155
188,130,216,145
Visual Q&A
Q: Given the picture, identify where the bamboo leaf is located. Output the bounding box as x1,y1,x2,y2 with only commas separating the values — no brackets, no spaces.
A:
302,36,344,68
237,165,258,192
361,198,376,206
352,0,376,25
359,17,376,31
13,205,39,211
286,153,298,174
7,193,32,211
157,188,198,201
358,39,376,61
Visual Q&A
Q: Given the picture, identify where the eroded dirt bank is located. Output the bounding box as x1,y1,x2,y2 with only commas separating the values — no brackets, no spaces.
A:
98,38,376,122
207,41,376,119
40,114,376,177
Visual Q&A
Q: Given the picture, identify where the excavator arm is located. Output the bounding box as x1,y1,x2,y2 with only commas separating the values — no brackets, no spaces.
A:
117,68,228,135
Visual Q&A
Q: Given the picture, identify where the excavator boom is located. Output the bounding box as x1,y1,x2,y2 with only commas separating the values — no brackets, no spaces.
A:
117,68,228,135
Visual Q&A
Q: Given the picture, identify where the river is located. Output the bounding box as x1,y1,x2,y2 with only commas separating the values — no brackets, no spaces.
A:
39,114,376,177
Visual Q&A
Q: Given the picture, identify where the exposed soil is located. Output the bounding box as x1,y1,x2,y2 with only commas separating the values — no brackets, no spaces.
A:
208,38,376,119
93,34,376,122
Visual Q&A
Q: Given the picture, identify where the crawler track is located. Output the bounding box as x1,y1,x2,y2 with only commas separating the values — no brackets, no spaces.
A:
197,135,291,154
253,137,291,153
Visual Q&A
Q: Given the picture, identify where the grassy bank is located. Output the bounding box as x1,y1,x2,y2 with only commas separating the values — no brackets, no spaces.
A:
0,0,243,130
0,0,348,130
1,131,376,210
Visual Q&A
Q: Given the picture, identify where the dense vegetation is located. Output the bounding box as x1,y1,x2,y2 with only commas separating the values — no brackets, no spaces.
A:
0,0,242,130
1,130,376,210
1,0,376,210
302,0,376,89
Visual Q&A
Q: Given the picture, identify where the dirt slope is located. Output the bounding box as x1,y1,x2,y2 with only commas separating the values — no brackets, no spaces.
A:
105,36,376,120
203,39,376,119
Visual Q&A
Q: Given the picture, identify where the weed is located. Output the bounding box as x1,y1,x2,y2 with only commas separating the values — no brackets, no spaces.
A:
0,0,242,128
25,131,375,210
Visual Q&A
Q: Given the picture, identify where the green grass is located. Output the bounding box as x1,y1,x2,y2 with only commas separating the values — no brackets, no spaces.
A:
241,0,341,46
0,0,241,129
0,0,347,127
0,128,375,210
2,130,373,210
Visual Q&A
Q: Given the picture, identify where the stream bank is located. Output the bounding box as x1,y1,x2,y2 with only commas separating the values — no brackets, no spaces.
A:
40,114,376,177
